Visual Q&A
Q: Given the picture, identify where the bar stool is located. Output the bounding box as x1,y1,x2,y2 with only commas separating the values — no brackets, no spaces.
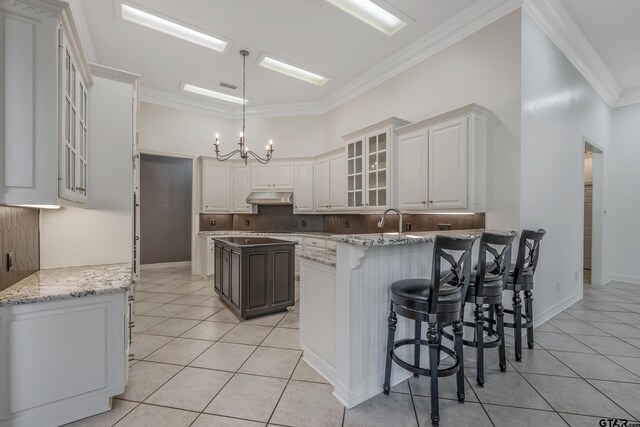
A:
383,235,476,427
442,231,517,387
504,229,546,361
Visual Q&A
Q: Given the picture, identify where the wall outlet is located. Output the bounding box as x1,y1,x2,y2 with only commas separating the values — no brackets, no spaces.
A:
210,219,216,226
556,281,560,290
574,271,578,282
438,223,451,231
245,219,250,226
344,220,350,229
7,252,15,272
301,220,307,227
405,222,412,231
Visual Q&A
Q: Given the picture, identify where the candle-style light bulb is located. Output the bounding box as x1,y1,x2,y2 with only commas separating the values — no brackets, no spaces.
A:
215,133,220,145
269,139,273,147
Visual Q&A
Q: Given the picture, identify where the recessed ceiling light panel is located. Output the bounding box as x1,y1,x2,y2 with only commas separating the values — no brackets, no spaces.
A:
182,83,247,105
121,3,228,52
259,56,329,86
325,0,407,36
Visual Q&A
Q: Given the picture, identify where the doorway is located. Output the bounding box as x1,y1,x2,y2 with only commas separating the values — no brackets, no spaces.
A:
583,139,603,285
140,154,193,266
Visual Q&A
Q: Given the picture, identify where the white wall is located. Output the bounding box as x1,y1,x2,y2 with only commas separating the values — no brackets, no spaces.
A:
608,103,640,284
40,75,134,268
323,11,522,231
520,11,613,320
137,102,324,159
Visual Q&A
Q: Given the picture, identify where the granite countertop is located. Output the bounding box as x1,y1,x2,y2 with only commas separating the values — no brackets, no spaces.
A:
329,229,486,247
298,247,337,267
213,237,298,247
0,263,132,307
199,231,333,238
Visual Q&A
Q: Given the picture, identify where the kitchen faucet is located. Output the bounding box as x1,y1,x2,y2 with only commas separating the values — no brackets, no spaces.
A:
377,208,404,240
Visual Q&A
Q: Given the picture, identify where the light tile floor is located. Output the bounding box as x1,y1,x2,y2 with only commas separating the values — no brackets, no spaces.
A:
66,267,640,427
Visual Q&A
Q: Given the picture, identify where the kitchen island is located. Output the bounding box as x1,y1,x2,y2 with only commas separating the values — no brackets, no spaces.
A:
0,264,131,427
299,230,485,409
213,237,296,319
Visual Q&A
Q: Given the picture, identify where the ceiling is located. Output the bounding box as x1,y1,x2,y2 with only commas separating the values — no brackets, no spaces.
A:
79,0,485,110
77,0,640,113
559,0,640,93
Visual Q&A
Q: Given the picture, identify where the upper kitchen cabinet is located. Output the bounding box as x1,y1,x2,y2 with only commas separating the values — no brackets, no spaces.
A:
0,0,92,207
232,164,256,213
201,158,232,213
249,162,294,190
293,162,314,213
342,118,409,212
314,151,345,212
395,104,488,212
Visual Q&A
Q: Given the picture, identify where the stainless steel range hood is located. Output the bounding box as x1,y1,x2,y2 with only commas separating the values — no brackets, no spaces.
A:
246,191,293,206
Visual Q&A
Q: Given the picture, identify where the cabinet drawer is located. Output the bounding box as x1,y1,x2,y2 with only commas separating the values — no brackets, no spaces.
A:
303,238,326,249
325,240,337,250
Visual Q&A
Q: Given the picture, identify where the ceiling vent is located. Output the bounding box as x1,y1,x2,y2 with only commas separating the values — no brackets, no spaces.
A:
219,81,237,90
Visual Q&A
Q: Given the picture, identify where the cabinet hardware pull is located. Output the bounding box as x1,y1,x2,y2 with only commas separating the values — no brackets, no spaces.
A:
422,201,427,204
429,201,434,203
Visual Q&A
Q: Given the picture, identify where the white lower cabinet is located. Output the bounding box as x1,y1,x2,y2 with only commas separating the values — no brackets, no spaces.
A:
395,104,488,212
0,293,127,427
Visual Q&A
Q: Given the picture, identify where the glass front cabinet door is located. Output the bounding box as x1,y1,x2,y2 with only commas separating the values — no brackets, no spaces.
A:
343,118,408,212
59,27,89,204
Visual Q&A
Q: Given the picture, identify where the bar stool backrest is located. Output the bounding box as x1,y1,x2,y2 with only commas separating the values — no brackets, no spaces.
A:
513,229,546,284
473,231,518,296
430,235,477,313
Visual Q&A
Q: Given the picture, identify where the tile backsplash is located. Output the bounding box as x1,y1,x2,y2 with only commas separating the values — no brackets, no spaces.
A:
0,206,40,291
200,206,484,234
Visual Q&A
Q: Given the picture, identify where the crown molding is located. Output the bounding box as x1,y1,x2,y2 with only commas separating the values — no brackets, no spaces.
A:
396,103,490,135
90,63,139,85
616,88,640,108
342,117,410,140
140,87,239,119
522,0,623,108
320,0,523,112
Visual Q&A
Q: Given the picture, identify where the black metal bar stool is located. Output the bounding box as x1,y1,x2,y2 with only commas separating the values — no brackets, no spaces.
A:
383,235,476,427
503,228,546,361
442,231,517,387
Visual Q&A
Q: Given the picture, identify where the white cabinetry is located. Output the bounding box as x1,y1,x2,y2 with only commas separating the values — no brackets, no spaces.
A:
0,292,127,427
342,118,409,212
201,158,232,213
428,117,468,210
314,153,345,212
1,0,92,207
294,162,314,212
329,154,346,211
232,165,255,213
395,104,488,212
250,162,294,190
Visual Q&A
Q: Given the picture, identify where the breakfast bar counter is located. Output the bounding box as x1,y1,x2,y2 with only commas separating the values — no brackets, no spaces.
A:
299,230,486,408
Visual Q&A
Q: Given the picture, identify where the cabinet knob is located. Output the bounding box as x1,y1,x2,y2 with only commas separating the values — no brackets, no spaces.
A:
422,201,427,204
429,201,434,203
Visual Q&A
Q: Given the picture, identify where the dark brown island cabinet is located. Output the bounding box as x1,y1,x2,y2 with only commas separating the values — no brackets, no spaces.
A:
213,237,296,319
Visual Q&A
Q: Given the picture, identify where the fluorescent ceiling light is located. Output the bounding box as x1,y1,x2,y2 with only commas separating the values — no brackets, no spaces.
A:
182,83,247,104
259,57,329,86
17,204,61,209
325,0,407,36
121,3,228,53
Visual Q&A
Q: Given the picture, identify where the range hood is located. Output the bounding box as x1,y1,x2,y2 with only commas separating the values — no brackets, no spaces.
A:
246,191,293,205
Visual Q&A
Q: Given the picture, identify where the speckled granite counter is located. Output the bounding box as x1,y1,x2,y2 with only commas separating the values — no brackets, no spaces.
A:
298,247,337,267
0,263,132,306
329,229,484,246
199,230,333,238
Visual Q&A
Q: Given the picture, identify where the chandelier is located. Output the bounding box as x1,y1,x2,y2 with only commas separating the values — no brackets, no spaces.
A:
214,50,274,165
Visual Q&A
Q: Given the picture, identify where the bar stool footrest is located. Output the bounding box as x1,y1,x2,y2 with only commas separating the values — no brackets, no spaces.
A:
440,323,502,349
390,339,460,378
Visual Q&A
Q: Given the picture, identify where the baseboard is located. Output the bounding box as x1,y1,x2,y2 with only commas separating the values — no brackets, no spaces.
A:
141,261,191,270
534,290,583,327
603,274,640,286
